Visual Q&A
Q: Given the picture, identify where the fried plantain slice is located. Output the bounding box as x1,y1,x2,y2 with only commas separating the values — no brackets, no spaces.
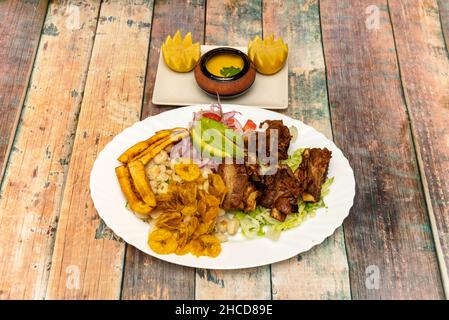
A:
148,229,178,254
137,130,189,165
174,163,201,182
115,165,153,216
128,159,157,207
117,127,185,163
117,129,171,163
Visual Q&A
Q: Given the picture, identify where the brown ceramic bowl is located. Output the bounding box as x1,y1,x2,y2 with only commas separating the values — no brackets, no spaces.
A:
194,47,256,98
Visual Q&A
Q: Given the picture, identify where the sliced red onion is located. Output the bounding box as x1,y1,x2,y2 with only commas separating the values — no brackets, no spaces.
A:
222,111,241,121
216,94,223,116
231,118,244,133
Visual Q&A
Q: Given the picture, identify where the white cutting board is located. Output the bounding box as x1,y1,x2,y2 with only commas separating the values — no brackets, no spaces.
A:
152,45,289,109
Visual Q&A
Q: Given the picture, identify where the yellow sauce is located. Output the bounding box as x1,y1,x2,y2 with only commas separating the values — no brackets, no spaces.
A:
206,53,244,77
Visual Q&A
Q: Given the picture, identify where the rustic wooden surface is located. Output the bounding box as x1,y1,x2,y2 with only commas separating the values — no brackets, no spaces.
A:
321,0,444,299
0,0,100,299
46,0,153,299
0,0,448,299
388,0,449,295
0,0,48,180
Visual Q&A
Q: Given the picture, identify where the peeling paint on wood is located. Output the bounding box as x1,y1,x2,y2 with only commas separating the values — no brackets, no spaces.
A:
321,0,444,299
46,0,154,299
196,268,271,299
141,0,206,118
0,0,48,182
437,1,449,47
42,23,59,36
0,0,100,299
205,0,262,46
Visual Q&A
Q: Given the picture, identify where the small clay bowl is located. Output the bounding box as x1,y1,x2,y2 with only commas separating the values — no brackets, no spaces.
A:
194,47,256,98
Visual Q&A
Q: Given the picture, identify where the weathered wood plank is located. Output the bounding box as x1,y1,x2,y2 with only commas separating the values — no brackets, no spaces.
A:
121,0,206,300
0,0,48,179
264,0,350,300
0,0,100,299
195,0,271,300
141,0,206,118
204,0,262,46
438,0,449,48
46,0,154,299
321,0,444,299
388,0,449,296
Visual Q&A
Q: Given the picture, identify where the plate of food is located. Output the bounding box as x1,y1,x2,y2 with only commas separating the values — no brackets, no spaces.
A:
90,101,355,269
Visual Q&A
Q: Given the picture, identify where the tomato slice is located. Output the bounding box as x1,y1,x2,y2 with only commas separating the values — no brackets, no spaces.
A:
202,112,222,122
243,119,257,131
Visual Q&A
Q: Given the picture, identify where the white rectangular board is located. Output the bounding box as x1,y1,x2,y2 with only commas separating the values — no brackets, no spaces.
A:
152,45,288,109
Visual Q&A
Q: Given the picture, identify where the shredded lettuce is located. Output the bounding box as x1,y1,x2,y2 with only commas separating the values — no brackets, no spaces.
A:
234,178,334,241
282,148,304,172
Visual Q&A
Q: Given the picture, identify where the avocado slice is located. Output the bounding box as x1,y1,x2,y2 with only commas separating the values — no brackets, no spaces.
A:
191,124,231,159
191,118,244,160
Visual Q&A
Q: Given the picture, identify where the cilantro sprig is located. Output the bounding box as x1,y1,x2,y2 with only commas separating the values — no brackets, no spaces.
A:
219,66,241,77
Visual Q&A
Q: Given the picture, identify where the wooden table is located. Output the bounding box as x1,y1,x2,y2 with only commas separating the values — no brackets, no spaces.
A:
0,0,448,300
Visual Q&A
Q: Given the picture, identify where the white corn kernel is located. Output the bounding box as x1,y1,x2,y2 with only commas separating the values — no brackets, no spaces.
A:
150,180,158,191
214,233,228,242
227,219,240,235
158,173,170,183
217,219,228,233
158,164,166,174
153,150,168,164
147,165,160,179
172,174,182,183
157,182,169,194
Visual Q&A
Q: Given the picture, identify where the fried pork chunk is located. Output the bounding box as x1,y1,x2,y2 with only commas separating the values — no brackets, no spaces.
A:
259,120,291,161
217,164,259,212
295,148,332,202
258,165,302,221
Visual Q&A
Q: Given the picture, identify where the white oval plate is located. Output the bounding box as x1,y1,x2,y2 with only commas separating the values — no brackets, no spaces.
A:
90,105,355,269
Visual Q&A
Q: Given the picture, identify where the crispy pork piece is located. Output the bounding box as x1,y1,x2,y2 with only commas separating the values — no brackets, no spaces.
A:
217,164,259,212
259,120,291,161
258,165,302,221
295,148,332,202
243,183,259,212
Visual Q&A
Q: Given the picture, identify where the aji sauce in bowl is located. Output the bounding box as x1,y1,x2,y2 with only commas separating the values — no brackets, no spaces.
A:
194,47,256,98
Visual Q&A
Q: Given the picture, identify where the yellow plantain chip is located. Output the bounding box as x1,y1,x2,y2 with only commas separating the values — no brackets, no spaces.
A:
156,211,182,230
203,206,220,222
148,229,178,254
208,174,227,203
174,163,201,182
199,235,221,258
178,182,197,204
